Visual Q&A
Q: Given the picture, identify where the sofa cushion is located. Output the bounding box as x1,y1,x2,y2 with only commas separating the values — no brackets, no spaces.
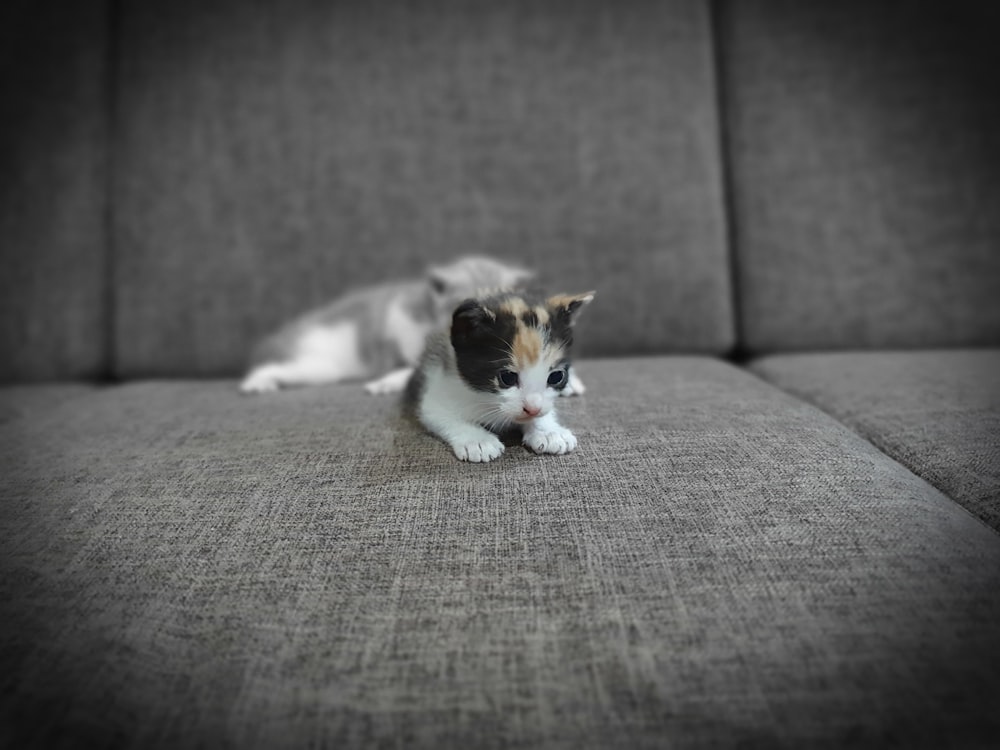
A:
0,1,110,381
112,0,732,376
752,349,1000,532
2,358,998,747
0,384,97,426
718,1,1000,352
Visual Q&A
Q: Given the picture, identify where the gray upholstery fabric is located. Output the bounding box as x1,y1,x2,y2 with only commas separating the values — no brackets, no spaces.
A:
0,384,96,427
112,0,732,376
718,1,1000,352
752,349,1000,533
0,1,109,381
2,357,998,747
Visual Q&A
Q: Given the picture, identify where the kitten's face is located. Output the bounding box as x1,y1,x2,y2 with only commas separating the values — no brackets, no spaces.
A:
451,291,594,428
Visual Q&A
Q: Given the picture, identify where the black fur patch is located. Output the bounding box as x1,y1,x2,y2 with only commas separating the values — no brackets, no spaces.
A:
548,311,574,350
451,300,517,392
547,294,591,350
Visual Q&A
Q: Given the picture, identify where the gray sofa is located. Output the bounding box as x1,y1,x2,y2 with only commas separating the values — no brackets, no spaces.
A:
2,1,999,747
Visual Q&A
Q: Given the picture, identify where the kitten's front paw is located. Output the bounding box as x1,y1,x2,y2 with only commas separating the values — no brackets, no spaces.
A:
559,371,586,397
239,371,280,394
452,435,506,463
363,368,414,395
523,425,578,455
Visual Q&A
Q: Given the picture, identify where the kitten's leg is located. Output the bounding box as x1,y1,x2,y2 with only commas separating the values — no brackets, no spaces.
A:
239,357,363,394
240,323,367,394
560,369,587,398
240,360,343,393
364,367,415,395
240,364,288,393
522,411,578,455
419,403,505,463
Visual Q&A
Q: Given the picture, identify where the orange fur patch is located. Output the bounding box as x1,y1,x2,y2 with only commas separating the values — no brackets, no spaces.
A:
546,292,595,311
499,297,530,318
512,324,542,367
499,295,572,368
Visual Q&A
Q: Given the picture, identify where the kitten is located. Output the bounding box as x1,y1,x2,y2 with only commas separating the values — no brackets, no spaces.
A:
239,256,533,394
407,290,594,462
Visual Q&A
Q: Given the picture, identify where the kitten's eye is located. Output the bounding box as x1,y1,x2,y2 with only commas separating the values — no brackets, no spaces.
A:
547,369,567,387
498,369,519,388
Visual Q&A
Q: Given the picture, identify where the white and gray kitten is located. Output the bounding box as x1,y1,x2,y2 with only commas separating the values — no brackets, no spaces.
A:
240,256,533,394
407,289,594,462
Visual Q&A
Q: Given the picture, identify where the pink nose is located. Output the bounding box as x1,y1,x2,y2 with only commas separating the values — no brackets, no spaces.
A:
522,405,541,418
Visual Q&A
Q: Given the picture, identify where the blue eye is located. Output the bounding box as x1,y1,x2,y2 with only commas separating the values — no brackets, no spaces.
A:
547,369,567,387
498,370,519,388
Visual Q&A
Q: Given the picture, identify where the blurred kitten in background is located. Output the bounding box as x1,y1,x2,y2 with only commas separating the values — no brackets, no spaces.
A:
240,256,534,395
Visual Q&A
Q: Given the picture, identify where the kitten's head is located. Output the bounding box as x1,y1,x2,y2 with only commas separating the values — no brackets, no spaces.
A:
451,290,594,428
426,256,534,320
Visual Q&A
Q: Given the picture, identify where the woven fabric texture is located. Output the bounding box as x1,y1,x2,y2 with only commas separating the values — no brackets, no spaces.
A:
2,358,999,748
0,384,96,427
752,349,1000,532
112,0,732,376
719,1,1000,352
0,1,109,381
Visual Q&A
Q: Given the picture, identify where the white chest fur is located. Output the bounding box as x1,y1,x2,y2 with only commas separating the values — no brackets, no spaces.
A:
416,363,578,463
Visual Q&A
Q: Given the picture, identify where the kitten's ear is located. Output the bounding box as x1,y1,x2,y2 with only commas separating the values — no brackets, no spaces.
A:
546,291,595,326
427,267,450,296
451,299,494,344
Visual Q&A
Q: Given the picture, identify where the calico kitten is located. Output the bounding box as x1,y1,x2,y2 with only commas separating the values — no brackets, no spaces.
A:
240,256,532,394
407,290,594,462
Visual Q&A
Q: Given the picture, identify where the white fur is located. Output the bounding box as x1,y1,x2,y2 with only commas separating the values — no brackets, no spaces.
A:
240,323,366,393
364,367,415,395
385,298,433,366
417,358,578,463
418,364,507,462
494,357,558,422
522,411,578,455
566,369,586,396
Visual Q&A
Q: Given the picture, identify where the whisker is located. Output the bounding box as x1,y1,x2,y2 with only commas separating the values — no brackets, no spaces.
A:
472,404,513,432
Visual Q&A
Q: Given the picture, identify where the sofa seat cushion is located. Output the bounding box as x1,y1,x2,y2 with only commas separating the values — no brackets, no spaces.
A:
0,383,96,426
2,357,999,748
752,349,1000,532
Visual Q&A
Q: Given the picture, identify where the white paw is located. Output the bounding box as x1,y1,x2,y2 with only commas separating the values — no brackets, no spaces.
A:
451,436,506,463
560,371,586,397
363,368,414,396
523,426,578,455
239,372,280,394
363,379,397,395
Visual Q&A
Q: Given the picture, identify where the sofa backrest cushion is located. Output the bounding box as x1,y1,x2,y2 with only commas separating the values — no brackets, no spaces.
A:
112,0,733,377
719,1,1000,354
0,2,110,382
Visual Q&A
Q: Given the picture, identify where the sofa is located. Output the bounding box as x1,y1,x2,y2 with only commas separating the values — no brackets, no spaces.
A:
2,1,999,747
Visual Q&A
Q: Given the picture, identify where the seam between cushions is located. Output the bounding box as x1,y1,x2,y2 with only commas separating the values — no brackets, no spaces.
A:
707,0,746,363
102,0,122,383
